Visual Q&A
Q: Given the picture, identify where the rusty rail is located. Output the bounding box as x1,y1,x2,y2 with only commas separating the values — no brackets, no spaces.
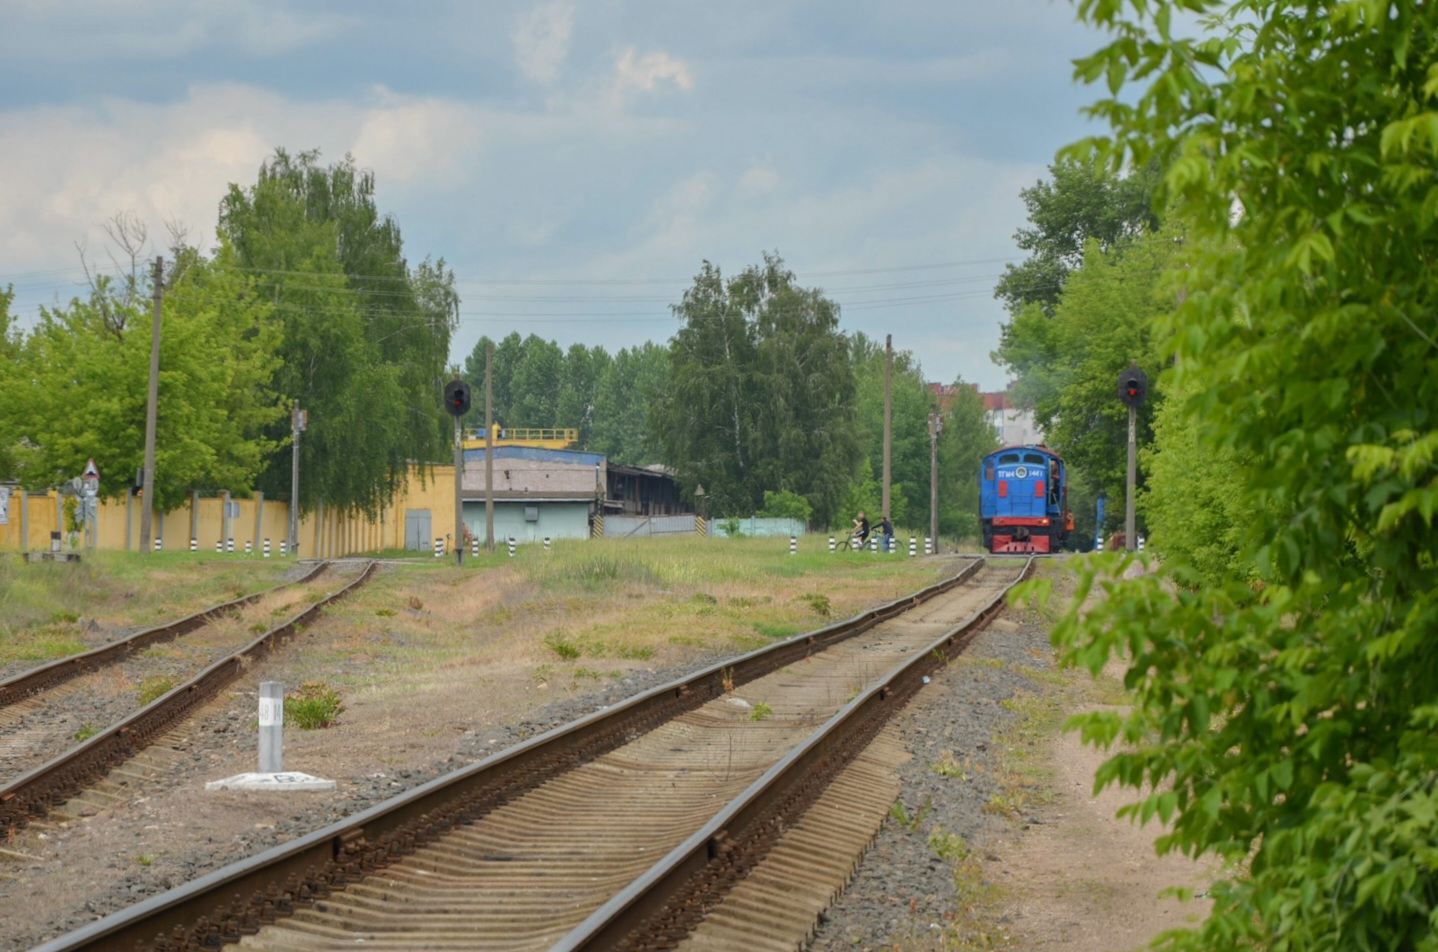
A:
0,561,329,709
30,558,998,952
555,557,1036,951
0,561,376,833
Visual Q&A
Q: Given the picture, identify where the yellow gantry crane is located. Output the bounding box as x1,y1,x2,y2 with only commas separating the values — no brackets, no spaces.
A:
462,424,578,451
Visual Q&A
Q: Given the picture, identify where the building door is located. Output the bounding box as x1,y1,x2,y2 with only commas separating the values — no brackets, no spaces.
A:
404,510,431,552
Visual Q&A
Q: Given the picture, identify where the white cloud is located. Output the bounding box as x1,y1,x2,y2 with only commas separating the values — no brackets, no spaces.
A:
513,2,575,86
640,171,717,240
0,83,494,293
611,48,694,106
738,166,779,195
353,89,484,186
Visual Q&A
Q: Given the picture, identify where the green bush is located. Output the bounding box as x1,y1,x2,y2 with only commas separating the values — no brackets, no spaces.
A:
544,633,581,660
285,681,345,729
757,489,812,524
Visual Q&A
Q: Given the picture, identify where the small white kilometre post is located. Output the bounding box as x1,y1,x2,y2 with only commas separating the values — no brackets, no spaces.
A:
205,681,336,792
259,680,283,773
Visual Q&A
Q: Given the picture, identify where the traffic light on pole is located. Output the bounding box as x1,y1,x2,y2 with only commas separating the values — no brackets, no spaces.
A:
1117,365,1148,408
443,379,472,417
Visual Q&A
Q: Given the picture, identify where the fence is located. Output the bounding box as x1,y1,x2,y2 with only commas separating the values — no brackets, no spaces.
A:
704,517,807,539
602,514,701,538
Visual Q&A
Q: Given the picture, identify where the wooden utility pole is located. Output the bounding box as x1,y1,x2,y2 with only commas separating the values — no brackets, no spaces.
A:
485,342,495,551
139,257,162,553
928,412,943,554
289,403,305,555
1126,404,1137,551
882,335,892,522
453,411,464,566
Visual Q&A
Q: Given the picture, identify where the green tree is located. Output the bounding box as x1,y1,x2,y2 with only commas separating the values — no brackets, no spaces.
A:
508,335,565,427
1043,4,1438,950
218,148,456,516
590,342,669,465
1013,228,1178,510
849,333,934,530
937,379,999,543
652,255,860,526
994,157,1161,319
558,343,611,447
5,247,282,509
0,286,21,480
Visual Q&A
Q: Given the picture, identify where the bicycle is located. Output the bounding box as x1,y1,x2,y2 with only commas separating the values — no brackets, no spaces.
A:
834,530,870,552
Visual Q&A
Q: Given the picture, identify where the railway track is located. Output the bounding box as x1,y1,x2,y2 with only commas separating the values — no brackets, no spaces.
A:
0,561,379,834
0,563,360,787
33,556,1033,952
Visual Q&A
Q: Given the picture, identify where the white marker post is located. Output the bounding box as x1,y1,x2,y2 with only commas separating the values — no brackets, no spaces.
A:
205,682,336,791
258,681,284,773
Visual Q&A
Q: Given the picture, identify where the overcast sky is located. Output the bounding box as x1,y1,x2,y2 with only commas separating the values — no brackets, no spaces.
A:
0,1,1109,392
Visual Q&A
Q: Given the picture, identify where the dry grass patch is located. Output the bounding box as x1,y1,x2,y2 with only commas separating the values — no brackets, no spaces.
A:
308,536,958,707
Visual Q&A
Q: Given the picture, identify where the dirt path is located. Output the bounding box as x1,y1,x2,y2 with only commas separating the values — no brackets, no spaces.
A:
989,704,1217,951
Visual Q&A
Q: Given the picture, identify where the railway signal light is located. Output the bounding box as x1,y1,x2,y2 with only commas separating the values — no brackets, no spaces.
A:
1117,365,1149,408
443,379,472,417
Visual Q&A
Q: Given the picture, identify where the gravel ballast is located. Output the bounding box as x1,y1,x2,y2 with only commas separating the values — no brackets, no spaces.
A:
1,597,1059,951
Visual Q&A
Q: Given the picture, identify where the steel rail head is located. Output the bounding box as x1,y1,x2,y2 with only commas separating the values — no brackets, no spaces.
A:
0,561,330,709
0,561,371,836
30,557,1000,952
551,556,1035,952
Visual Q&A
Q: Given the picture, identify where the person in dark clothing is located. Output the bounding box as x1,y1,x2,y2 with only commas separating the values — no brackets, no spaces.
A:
852,510,870,548
878,514,894,552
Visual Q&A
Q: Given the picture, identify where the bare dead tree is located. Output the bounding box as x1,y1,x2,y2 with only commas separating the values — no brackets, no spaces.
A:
75,212,153,341
165,217,198,286
100,211,149,305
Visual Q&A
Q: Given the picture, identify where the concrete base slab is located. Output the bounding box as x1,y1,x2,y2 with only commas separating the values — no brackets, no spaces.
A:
205,771,337,792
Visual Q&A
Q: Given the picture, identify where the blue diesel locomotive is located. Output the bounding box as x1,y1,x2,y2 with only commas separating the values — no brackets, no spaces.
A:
979,445,1071,554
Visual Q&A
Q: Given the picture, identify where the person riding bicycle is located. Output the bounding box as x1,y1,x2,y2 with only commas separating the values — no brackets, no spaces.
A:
878,514,893,552
852,510,870,548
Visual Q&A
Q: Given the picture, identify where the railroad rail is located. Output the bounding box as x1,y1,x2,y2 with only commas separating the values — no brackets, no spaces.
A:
0,561,378,833
33,556,1032,952
0,562,329,709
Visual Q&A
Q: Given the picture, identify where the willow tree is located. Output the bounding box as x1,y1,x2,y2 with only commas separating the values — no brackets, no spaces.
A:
218,149,457,515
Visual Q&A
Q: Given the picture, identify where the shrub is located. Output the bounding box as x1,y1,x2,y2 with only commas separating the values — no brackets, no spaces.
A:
285,681,345,729
756,489,812,524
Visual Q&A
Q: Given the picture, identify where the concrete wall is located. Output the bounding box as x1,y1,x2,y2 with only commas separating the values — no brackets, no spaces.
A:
0,464,464,559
